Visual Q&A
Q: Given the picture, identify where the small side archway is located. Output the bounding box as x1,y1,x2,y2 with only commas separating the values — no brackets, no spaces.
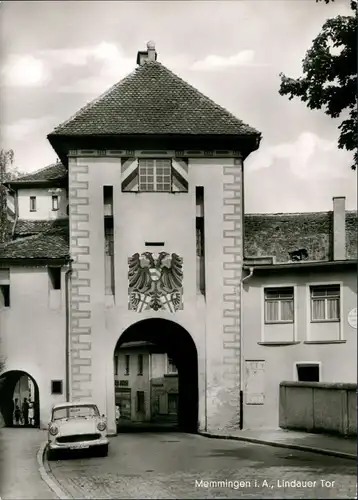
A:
0,370,40,428
113,318,198,433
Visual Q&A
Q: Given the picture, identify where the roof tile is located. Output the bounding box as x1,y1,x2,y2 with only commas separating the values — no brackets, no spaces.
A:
49,61,260,137
13,163,66,183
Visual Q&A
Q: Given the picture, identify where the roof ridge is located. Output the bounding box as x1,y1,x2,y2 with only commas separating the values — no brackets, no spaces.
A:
246,209,357,216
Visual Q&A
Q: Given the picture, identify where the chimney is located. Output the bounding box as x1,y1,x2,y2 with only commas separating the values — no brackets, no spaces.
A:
332,196,346,260
136,41,157,66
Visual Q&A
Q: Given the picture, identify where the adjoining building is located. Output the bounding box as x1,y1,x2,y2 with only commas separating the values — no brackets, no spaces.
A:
0,42,356,434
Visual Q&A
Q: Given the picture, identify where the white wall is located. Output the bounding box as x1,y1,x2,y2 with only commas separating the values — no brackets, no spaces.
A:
0,267,67,427
17,188,68,220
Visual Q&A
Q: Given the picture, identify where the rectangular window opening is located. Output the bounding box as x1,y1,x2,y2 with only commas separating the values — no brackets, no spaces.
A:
29,196,37,212
136,391,145,413
139,159,172,192
296,364,320,382
52,195,59,211
264,287,294,324
310,285,340,322
196,187,205,296
125,355,130,376
168,393,179,414
137,354,143,376
104,188,115,296
0,284,10,307
48,267,61,290
114,355,118,376
51,380,63,395
167,356,178,375
103,186,113,216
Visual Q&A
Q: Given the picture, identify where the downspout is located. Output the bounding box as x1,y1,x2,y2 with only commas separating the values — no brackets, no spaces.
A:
65,260,73,402
239,266,254,430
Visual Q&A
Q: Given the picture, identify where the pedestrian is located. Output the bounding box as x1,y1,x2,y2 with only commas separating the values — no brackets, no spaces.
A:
28,401,35,426
22,398,29,426
9,398,15,427
14,404,21,425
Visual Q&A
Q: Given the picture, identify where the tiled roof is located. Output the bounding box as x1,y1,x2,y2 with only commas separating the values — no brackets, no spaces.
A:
244,211,358,262
1,210,356,262
12,163,66,183
49,61,260,137
0,226,69,260
13,219,68,238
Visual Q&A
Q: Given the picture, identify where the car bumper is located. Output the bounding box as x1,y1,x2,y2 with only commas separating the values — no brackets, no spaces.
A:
48,436,109,451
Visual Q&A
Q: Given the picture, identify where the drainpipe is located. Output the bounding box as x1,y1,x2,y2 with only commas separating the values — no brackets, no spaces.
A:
239,266,254,430
65,260,73,402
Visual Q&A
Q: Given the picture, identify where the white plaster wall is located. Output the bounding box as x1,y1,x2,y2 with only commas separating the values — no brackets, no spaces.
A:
242,269,357,430
17,188,68,220
0,267,67,427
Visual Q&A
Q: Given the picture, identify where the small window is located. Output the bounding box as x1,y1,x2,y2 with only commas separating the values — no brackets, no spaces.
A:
310,285,340,322
264,287,294,324
168,393,178,414
114,355,118,376
29,196,37,212
125,355,130,376
48,267,61,290
0,285,10,307
296,364,320,382
51,380,63,395
136,391,145,413
139,159,171,192
138,354,143,376
167,356,178,374
52,195,59,211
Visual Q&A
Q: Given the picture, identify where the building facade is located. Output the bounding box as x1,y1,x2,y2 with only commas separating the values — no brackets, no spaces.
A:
0,42,356,433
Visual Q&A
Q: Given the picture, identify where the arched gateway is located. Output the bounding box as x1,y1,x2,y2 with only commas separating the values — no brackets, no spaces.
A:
113,319,198,433
0,370,40,428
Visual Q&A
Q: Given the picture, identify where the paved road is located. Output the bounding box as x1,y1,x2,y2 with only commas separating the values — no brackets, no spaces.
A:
0,428,57,500
48,432,357,499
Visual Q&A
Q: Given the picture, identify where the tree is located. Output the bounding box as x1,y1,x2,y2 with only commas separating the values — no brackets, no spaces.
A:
279,0,357,169
0,149,15,244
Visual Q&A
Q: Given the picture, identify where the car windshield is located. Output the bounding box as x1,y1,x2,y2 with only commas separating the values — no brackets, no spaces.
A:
53,405,99,421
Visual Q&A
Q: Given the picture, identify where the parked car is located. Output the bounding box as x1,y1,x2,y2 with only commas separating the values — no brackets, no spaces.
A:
47,401,109,460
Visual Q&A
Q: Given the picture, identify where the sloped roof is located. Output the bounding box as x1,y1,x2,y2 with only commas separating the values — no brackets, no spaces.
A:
48,61,260,138
13,218,68,238
3,210,356,263
9,163,66,184
244,211,357,262
0,226,69,260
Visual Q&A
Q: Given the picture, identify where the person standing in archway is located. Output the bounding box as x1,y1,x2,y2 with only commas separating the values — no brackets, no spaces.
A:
22,398,29,426
9,398,15,427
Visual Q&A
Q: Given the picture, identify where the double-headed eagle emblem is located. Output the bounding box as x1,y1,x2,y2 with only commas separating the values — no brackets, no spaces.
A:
128,252,183,312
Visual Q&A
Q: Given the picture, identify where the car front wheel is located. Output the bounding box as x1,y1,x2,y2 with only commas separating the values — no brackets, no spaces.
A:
47,447,57,461
97,444,108,457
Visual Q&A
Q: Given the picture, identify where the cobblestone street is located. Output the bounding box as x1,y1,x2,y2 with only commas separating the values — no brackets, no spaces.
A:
48,432,357,499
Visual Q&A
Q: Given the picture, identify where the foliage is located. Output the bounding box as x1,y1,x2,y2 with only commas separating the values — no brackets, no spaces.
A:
0,149,16,244
279,0,357,169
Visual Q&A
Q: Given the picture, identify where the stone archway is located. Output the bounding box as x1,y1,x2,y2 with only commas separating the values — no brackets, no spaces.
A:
0,370,40,428
113,318,198,433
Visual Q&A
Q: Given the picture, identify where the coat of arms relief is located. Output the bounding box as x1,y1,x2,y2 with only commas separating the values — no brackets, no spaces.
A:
128,252,183,312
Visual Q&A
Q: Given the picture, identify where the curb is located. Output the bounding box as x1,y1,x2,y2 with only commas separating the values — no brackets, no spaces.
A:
36,441,72,500
198,432,357,460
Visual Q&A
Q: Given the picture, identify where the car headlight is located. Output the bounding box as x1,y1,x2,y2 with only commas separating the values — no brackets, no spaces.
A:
97,421,106,432
49,424,59,436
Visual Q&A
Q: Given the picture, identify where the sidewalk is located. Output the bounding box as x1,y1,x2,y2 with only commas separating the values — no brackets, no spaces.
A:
0,428,57,500
199,427,357,460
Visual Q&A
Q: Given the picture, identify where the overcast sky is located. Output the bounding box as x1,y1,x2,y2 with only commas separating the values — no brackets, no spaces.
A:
0,0,356,213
